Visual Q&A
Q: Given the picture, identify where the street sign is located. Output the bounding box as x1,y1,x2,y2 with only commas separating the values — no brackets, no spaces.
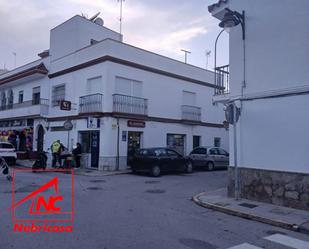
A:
60,100,71,111
225,104,240,124
63,120,73,130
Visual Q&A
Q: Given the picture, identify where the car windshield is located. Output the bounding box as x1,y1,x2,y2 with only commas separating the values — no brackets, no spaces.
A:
0,143,14,149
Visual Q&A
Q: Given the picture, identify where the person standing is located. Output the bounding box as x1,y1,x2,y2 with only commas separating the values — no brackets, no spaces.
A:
72,143,82,168
51,140,62,168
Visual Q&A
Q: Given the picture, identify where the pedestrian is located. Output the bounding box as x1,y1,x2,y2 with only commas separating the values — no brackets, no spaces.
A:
51,140,62,168
72,142,82,168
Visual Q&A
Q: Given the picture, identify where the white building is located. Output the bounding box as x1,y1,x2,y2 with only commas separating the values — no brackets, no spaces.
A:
209,0,309,210
0,15,228,170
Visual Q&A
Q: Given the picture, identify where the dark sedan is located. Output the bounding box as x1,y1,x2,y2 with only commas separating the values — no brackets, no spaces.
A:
130,147,193,177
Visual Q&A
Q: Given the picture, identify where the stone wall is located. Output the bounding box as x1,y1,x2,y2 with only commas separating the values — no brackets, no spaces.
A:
227,167,309,210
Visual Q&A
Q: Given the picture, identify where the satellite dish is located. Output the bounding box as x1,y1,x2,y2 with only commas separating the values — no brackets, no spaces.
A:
94,17,104,26
89,12,100,21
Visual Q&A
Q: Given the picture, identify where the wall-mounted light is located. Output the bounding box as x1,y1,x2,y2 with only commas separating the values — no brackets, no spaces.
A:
219,8,245,40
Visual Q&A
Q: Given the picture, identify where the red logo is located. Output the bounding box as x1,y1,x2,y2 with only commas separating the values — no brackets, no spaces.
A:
11,169,74,233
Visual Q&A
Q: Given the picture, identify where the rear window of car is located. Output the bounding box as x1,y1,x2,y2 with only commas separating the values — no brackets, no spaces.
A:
0,143,14,149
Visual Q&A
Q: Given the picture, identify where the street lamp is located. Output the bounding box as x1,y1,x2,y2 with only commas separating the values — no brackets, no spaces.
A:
216,8,246,200
219,8,245,40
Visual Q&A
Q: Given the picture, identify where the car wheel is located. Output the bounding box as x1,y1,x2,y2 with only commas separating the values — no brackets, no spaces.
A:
207,162,215,171
150,165,161,177
185,161,193,173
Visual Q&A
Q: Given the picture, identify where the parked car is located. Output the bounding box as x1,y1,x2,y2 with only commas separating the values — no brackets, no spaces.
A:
0,142,17,165
130,147,193,177
189,146,229,170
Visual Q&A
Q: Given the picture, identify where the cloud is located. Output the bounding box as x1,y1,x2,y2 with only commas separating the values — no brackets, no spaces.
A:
0,0,219,69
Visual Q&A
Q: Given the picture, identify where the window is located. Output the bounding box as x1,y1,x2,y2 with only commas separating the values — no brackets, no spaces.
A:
167,149,179,157
193,135,200,149
154,148,167,156
0,143,14,149
218,148,228,156
214,137,221,147
115,77,143,97
18,91,24,103
209,148,218,155
52,84,65,106
7,89,13,109
182,91,196,106
87,76,103,94
191,148,206,155
32,87,40,105
0,91,6,109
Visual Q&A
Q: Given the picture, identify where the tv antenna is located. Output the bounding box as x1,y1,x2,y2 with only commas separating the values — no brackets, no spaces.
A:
89,12,100,22
117,0,125,37
13,52,16,68
205,50,211,69
181,49,191,64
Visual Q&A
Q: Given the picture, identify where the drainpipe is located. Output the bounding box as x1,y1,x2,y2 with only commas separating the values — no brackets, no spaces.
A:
233,103,239,200
116,118,120,171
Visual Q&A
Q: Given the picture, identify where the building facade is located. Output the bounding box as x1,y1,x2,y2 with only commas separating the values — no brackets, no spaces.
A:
209,0,309,209
0,15,228,170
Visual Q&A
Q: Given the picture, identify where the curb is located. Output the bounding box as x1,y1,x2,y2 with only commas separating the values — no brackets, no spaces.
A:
192,192,300,233
74,170,131,177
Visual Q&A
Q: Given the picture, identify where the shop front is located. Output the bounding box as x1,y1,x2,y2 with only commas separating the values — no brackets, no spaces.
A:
0,119,34,155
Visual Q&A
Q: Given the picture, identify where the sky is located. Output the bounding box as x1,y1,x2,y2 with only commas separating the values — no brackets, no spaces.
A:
0,0,229,71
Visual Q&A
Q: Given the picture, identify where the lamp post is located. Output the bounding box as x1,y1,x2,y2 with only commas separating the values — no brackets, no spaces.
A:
216,8,245,200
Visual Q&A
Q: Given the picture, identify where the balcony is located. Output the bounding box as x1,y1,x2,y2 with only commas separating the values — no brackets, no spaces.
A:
181,105,201,122
214,64,229,95
0,99,49,119
113,94,148,116
79,93,103,114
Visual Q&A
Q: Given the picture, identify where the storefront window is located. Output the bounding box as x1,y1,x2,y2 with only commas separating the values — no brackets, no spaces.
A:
167,134,186,155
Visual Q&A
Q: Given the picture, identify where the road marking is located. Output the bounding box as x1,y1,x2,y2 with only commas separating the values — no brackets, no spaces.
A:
264,234,309,249
227,243,263,249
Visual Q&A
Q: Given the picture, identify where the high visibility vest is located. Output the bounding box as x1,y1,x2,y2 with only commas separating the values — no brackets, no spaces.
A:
51,142,61,153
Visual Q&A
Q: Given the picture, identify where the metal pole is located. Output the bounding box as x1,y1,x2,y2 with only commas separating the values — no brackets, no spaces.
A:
233,103,239,200
116,118,120,170
214,29,224,94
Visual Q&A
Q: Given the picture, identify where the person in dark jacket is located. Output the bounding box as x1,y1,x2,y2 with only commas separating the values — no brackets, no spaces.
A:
72,143,82,168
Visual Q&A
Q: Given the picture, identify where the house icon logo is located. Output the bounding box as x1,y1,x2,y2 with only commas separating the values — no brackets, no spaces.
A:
11,169,74,233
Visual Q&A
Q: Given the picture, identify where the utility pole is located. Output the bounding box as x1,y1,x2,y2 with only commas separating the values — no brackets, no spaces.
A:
117,0,125,38
181,49,191,64
205,50,211,69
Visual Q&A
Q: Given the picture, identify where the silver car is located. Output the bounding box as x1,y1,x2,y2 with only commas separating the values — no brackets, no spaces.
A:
189,146,229,170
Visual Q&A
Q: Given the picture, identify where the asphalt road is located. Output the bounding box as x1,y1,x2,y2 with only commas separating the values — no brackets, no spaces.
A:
0,169,308,249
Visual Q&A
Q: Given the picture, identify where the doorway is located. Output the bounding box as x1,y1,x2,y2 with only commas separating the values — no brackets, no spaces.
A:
79,131,100,168
167,134,186,155
127,131,142,165
37,125,44,152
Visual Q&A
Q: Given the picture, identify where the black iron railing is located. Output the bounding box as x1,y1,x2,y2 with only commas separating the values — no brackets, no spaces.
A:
0,98,49,111
214,64,229,95
79,93,103,113
113,94,148,115
181,105,201,122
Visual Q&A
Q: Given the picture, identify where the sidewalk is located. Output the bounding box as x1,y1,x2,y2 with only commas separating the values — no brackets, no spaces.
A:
15,159,131,177
192,188,309,235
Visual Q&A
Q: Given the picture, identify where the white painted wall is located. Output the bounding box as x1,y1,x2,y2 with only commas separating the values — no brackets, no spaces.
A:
211,0,309,173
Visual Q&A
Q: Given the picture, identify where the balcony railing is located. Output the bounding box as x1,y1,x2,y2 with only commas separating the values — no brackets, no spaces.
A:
181,105,201,122
113,94,148,115
0,98,49,111
214,64,229,95
79,93,103,114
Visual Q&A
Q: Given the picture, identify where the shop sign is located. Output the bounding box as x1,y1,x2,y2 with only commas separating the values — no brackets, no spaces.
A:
127,120,145,128
87,117,100,129
60,100,71,111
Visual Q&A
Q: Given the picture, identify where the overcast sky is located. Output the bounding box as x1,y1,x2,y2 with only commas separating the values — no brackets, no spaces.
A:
0,0,229,71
